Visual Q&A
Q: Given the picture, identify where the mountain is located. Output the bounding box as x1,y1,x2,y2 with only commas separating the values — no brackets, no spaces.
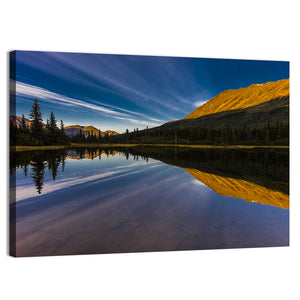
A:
185,79,289,119
104,130,119,137
159,79,289,130
10,115,31,128
64,125,118,138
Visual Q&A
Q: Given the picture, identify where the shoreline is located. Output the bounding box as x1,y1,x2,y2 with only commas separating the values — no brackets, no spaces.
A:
11,143,289,152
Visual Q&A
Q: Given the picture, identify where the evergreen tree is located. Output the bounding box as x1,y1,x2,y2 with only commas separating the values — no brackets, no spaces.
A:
46,119,50,130
60,119,66,143
29,99,44,144
49,112,58,132
47,112,59,144
21,114,27,130
98,128,102,143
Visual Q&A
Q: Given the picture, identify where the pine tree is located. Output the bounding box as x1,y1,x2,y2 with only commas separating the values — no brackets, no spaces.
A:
60,119,66,143
21,114,27,130
47,112,59,144
98,128,102,143
49,112,58,132
29,99,44,144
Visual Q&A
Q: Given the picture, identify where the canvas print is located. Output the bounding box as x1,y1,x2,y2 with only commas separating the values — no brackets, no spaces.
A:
9,51,289,257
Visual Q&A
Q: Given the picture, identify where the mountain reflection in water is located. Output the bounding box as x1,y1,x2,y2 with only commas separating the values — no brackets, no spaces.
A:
183,168,289,209
10,146,289,256
10,147,289,208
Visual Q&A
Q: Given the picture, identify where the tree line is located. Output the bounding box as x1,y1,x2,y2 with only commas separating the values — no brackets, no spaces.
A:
70,129,111,144
10,99,68,146
104,122,289,146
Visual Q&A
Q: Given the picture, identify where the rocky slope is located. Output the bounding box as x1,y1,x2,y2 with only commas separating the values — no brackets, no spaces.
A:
185,79,289,119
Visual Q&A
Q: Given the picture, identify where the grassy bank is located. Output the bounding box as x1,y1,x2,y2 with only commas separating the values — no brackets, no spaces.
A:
71,143,289,149
70,143,139,148
142,144,289,149
12,145,69,152
11,143,289,152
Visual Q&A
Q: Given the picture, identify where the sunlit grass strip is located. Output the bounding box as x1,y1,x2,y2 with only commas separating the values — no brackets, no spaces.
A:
11,143,289,151
72,143,289,149
66,143,290,149
141,144,289,149
12,145,68,152
70,143,139,147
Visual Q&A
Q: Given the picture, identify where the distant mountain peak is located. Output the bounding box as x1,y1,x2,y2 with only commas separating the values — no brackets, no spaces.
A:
10,117,119,138
10,115,32,128
64,125,119,137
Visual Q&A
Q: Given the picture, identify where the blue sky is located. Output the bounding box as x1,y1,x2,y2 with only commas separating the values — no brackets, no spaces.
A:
11,51,289,133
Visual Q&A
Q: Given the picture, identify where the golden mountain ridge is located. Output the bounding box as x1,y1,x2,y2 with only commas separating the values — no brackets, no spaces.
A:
64,125,118,137
184,79,289,119
184,168,289,209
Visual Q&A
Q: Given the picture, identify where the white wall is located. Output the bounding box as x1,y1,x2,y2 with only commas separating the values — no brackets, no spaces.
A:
1,1,299,299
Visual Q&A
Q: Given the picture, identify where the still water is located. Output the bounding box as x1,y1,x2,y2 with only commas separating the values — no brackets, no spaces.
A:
10,147,289,257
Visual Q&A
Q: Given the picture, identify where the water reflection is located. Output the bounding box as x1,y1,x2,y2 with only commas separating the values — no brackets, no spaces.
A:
10,147,289,206
184,168,289,209
10,150,67,194
10,147,289,256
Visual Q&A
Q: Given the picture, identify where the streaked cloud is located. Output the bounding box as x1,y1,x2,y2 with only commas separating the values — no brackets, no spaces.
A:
193,100,209,108
191,179,206,186
14,80,163,127
13,51,289,132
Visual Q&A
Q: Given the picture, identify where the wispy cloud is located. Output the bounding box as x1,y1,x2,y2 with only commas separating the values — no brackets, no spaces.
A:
14,80,163,127
193,100,209,108
114,116,161,127
49,53,196,117
191,179,206,186
15,80,127,115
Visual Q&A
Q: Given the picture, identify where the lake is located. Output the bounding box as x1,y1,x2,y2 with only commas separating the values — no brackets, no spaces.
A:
10,146,289,257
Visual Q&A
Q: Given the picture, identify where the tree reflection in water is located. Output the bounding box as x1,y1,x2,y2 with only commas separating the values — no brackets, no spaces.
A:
10,147,289,206
11,150,67,194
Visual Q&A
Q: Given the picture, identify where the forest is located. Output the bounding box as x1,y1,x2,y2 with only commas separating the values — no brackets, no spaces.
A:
10,99,289,147
105,122,289,146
